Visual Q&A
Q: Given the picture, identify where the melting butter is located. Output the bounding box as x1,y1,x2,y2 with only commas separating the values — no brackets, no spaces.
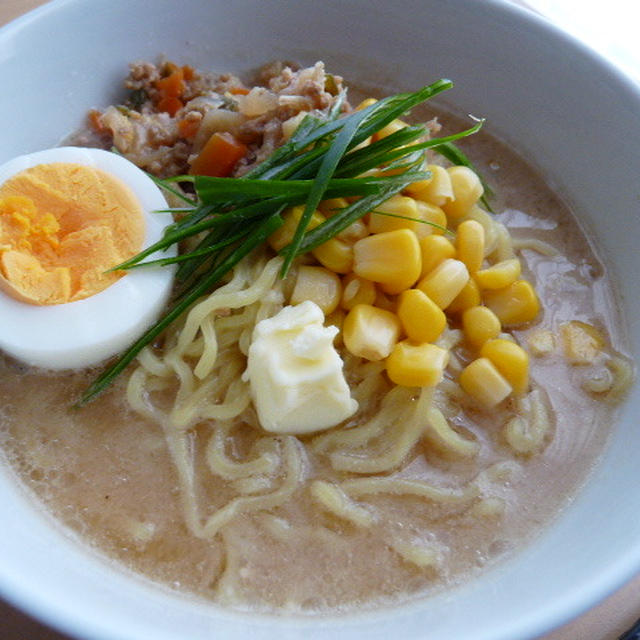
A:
245,300,358,434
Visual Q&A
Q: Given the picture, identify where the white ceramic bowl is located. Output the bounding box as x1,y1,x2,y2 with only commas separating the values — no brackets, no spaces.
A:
1,1,639,639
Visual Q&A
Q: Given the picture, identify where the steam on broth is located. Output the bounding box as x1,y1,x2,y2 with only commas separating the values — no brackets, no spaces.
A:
0,60,633,612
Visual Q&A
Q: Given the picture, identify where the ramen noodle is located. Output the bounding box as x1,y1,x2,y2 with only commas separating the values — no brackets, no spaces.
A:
0,60,633,612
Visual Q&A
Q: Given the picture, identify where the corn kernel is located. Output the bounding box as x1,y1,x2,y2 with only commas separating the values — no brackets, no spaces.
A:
319,198,367,244
397,289,447,343
419,235,456,278
386,341,449,387
483,279,540,326
368,195,419,234
415,201,448,236
467,204,498,256
312,237,353,274
356,98,377,110
353,228,421,294
341,273,377,310
412,164,454,206
319,198,368,243
480,338,529,394
441,166,484,219
560,321,604,365
290,265,342,315
337,219,369,244
343,304,401,361
326,307,346,334
268,205,325,252
319,197,349,217
462,306,501,348
417,258,469,309
404,177,434,200
446,278,481,314
474,258,521,290
372,118,408,142
369,195,447,239
352,138,372,153
352,99,377,150
456,219,485,273
459,357,512,407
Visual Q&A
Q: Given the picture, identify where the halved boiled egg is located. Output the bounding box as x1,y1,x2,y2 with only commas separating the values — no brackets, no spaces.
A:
0,147,175,369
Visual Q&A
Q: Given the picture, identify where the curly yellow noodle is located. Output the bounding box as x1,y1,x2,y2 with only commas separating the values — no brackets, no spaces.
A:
177,255,283,355
424,406,479,458
310,480,377,528
580,355,633,402
231,475,275,494
437,377,475,414
503,387,552,455
175,262,251,355
205,427,280,480
386,539,444,569
214,528,243,604
127,369,205,535
604,355,634,402
581,366,615,394
329,389,430,474
121,253,300,544
466,205,499,257
126,367,162,421
137,347,171,377
257,513,293,542
340,477,479,505
310,385,414,454
163,424,203,537
193,315,218,380
491,221,515,261
182,335,206,359
169,360,249,429
476,460,521,484
200,436,305,539
166,349,197,399
349,369,388,409
512,237,559,256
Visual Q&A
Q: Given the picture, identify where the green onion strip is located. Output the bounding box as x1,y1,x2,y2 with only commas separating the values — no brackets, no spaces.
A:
79,78,487,405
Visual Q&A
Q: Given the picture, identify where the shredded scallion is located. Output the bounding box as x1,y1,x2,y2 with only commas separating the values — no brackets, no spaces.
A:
78,79,486,405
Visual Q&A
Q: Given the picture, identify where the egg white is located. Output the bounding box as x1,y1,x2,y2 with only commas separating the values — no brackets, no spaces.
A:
0,147,176,370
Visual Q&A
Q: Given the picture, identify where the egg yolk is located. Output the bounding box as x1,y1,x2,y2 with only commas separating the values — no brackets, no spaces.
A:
0,162,145,305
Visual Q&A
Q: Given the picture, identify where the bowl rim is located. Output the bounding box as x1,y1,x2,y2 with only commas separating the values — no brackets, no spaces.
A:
1,1,640,639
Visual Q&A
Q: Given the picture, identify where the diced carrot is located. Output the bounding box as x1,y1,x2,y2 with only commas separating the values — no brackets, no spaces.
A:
156,68,185,99
157,96,183,117
229,86,250,95
189,132,248,177
178,117,200,139
182,65,195,81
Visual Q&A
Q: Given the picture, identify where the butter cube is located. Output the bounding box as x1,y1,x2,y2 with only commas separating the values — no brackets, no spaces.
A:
245,301,358,434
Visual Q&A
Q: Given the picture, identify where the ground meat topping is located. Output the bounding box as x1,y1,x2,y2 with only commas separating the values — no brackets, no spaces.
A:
78,60,347,178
